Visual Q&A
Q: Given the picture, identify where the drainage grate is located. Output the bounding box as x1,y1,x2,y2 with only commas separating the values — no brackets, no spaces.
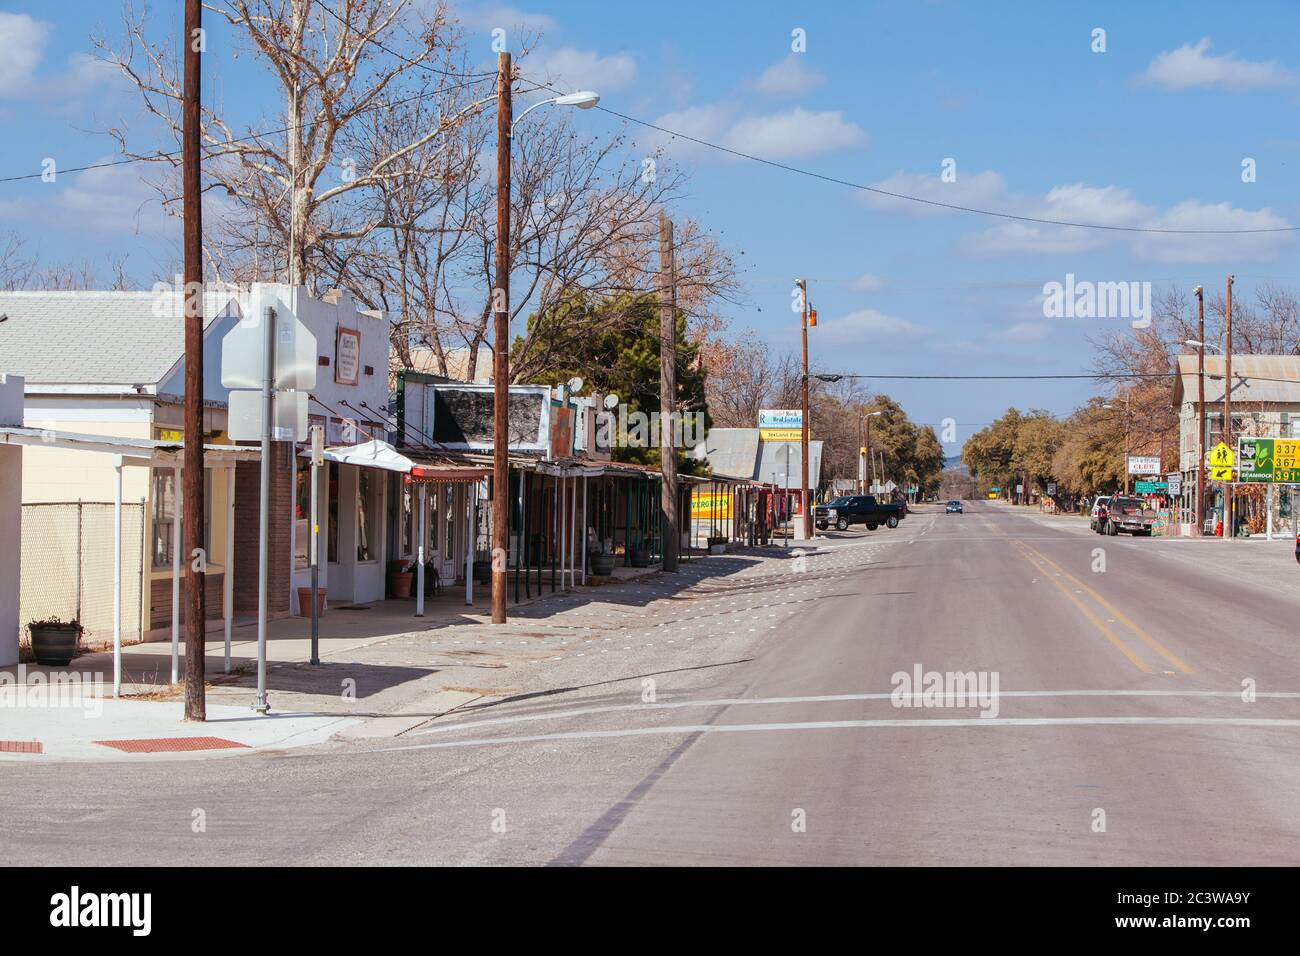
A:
0,740,43,754
94,736,249,753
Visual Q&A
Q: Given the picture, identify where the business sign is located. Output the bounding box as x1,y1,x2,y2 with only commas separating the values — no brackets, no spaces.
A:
335,327,361,385
1238,437,1300,483
1134,480,1167,494
758,408,803,442
1127,455,1161,476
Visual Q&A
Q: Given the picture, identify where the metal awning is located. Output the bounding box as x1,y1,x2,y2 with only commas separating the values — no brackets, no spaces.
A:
0,425,259,464
310,439,414,473
407,465,489,483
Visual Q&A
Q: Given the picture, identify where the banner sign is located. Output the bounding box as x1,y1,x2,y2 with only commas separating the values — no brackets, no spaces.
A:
1238,437,1300,483
758,408,803,442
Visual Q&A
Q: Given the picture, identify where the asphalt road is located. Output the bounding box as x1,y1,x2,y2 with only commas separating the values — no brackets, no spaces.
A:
5,502,1299,866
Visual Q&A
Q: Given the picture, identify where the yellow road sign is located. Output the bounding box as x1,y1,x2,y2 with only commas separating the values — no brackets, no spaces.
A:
1209,441,1235,469
1209,464,1234,481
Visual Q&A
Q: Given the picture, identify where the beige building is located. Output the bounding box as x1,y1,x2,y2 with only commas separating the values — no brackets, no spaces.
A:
1172,354,1300,534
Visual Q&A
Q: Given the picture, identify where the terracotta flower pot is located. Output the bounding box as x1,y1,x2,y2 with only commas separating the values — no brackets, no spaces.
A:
296,587,327,617
387,571,414,599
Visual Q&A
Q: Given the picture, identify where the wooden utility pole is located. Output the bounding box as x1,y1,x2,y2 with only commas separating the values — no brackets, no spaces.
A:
658,210,679,572
490,51,512,623
181,0,206,721
1223,274,1234,539
798,278,812,539
1195,285,1205,536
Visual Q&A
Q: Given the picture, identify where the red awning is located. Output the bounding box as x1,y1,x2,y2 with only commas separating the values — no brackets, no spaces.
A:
406,465,490,484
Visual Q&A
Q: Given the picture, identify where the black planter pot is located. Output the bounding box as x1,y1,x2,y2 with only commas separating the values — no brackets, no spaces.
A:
590,552,616,576
629,546,649,568
30,625,80,666
473,559,492,584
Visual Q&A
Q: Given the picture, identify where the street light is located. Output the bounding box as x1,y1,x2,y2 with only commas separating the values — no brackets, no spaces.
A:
859,409,882,493
490,51,601,624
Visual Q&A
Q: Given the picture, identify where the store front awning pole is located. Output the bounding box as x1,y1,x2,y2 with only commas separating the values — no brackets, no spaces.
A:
224,466,235,673
171,464,182,685
113,456,123,699
415,483,427,617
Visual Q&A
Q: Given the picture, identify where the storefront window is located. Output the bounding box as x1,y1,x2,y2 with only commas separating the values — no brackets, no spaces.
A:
294,458,311,569
357,468,376,562
152,468,211,569
400,482,413,556
444,486,455,554
151,469,177,568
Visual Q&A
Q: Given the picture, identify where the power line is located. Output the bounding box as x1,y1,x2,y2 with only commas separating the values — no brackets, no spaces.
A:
589,103,1299,237
0,76,489,184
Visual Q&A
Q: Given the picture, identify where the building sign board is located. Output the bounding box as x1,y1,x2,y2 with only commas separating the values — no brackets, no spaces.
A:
1127,455,1161,476
758,408,803,442
335,327,361,385
1238,437,1300,484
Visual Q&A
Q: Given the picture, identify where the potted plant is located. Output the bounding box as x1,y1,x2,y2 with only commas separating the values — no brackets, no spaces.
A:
27,617,83,666
590,548,617,576
472,554,493,584
629,542,650,567
387,559,415,598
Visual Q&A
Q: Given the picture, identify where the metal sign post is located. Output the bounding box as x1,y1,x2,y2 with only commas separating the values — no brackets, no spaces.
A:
255,305,275,713
309,424,323,665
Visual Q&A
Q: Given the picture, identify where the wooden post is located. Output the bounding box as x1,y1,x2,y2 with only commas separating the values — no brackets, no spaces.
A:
491,51,512,622
659,210,679,572
182,0,206,720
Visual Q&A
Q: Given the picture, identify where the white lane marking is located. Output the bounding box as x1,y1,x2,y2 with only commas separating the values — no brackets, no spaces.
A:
385,716,1300,752
410,689,1300,737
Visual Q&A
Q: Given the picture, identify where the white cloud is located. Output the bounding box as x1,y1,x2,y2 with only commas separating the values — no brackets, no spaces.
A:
755,55,824,96
817,308,924,345
0,12,51,97
645,104,733,159
1130,200,1294,263
49,159,169,236
850,272,885,292
455,3,557,35
724,108,864,159
998,321,1052,342
1140,37,1297,91
863,169,1007,215
534,46,635,92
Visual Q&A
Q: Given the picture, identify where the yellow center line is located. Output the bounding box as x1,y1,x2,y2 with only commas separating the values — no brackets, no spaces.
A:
1011,541,1153,674
1018,540,1194,675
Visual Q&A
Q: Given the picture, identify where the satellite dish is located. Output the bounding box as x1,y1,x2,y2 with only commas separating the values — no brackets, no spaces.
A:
568,376,584,394
603,393,620,410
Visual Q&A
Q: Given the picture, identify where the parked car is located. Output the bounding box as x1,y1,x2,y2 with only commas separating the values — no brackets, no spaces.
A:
1089,495,1111,532
1099,495,1156,536
945,500,963,514
815,495,905,531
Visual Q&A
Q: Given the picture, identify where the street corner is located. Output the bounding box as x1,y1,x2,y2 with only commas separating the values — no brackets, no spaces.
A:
0,696,357,762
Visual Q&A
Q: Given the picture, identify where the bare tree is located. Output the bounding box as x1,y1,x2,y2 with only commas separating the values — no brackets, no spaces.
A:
96,0,479,290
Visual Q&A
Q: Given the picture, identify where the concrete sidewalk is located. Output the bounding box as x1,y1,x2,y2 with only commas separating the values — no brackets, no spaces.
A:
0,695,354,761
2,548,777,760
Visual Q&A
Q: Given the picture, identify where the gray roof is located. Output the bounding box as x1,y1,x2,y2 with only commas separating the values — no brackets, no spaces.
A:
692,427,760,479
755,439,823,490
1174,354,1300,407
0,290,239,389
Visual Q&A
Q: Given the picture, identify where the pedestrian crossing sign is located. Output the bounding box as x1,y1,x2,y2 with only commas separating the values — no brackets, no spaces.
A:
1209,441,1234,469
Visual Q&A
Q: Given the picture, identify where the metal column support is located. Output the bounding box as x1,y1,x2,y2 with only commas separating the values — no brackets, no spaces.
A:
415,483,427,616
224,466,235,673
113,455,123,699
171,464,182,684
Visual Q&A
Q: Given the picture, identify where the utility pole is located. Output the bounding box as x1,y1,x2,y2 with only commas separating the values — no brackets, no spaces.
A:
491,51,512,623
1223,274,1234,540
181,0,206,721
797,278,812,539
658,210,679,572
1195,285,1205,536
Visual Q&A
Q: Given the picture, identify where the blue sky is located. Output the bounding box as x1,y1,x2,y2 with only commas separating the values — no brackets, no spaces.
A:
2,0,1298,453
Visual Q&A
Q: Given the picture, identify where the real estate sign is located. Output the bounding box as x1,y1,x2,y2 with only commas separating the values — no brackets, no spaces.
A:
1238,437,1300,483
758,408,803,442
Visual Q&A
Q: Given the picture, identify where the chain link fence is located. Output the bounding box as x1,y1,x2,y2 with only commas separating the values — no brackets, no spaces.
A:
19,501,146,647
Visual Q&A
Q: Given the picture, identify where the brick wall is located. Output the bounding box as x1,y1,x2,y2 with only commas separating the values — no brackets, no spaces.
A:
149,572,226,630
233,444,293,614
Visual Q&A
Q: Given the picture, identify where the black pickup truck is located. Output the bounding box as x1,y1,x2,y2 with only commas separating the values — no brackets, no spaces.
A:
815,495,905,532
